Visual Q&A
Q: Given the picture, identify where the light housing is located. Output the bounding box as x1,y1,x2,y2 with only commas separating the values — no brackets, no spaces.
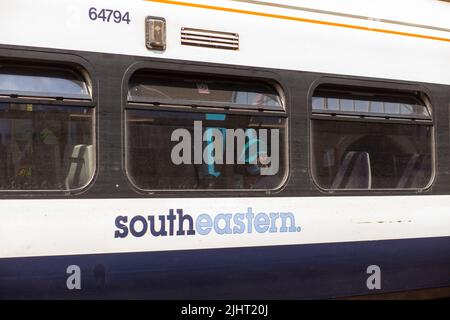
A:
145,16,166,51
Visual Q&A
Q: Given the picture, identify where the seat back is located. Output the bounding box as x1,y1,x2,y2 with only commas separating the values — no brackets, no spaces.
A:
397,154,430,189
65,144,94,189
331,151,372,189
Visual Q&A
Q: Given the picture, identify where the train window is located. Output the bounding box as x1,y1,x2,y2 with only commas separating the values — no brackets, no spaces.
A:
0,65,90,100
0,64,94,191
125,71,287,191
311,84,433,190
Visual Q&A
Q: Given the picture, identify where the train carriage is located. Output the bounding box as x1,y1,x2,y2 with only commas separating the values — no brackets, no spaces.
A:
0,0,450,299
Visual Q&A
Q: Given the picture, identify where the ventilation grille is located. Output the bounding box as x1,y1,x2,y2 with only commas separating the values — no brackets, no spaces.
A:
181,28,239,50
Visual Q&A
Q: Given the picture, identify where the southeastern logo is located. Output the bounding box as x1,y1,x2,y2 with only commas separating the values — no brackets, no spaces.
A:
114,208,301,238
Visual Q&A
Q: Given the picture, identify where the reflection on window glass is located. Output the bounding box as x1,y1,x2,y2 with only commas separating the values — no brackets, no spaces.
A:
126,109,286,190
340,99,354,112
355,100,369,112
313,94,430,118
0,103,94,190
0,66,90,99
327,98,339,110
312,97,324,110
128,74,283,109
370,101,384,113
400,104,414,115
385,102,400,114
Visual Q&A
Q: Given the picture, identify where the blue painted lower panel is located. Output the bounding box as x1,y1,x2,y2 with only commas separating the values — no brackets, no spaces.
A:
1,237,450,299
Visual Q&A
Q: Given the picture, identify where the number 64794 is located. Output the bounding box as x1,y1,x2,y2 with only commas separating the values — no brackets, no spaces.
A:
89,7,131,24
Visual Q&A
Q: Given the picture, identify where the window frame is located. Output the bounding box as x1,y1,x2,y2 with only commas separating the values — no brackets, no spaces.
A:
308,77,436,193
0,58,97,195
122,62,290,194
